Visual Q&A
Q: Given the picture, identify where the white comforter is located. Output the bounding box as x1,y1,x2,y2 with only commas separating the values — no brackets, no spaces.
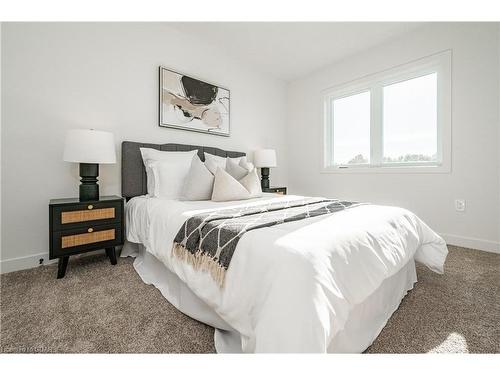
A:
126,194,448,353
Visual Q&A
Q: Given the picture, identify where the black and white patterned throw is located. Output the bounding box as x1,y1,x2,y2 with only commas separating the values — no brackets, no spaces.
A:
172,197,360,287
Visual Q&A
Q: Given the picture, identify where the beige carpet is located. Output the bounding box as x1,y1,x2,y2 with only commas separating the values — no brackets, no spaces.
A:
1,245,499,353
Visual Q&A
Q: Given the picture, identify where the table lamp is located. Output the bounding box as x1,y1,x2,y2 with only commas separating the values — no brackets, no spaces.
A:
253,149,277,189
63,129,116,201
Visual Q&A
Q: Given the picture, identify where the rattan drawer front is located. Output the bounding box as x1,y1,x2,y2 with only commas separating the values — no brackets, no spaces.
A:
61,207,115,224
61,229,115,249
51,199,123,231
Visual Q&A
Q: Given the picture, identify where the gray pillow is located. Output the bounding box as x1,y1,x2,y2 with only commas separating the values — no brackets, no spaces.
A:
181,156,214,201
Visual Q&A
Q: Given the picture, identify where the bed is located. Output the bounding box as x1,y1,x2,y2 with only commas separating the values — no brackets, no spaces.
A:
120,141,448,353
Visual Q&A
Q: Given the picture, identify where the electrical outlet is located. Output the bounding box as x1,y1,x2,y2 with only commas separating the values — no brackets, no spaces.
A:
455,199,466,212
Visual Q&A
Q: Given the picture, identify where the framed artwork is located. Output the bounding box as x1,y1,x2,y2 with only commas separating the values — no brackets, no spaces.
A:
159,66,230,136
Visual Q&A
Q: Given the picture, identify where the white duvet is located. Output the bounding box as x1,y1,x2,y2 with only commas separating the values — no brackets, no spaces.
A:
126,194,448,353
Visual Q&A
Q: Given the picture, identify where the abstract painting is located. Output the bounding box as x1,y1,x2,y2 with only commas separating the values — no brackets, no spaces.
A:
159,66,230,136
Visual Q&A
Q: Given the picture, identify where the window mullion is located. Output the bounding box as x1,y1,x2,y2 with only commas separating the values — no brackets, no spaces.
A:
370,85,383,166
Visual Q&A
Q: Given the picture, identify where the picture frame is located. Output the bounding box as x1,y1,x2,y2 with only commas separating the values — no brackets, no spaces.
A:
159,66,230,137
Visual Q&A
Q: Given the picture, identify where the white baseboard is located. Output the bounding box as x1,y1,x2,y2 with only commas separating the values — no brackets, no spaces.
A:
0,252,57,274
0,248,119,274
440,233,500,254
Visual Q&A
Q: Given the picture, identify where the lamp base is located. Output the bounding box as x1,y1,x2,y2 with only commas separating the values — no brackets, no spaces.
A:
79,163,99,201
260,167,270,189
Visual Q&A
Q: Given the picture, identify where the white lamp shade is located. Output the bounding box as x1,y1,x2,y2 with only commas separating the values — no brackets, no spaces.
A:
63,129,116,164
253,149,277,168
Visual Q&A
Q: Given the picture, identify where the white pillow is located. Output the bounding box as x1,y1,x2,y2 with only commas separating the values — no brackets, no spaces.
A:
239,169,262,198
226,158,249,180
204,157,221,175
146,152,197,199
203,152,246,174
203,153,228,173
140,148,197,196
180,156,214,201
239,158,255,172
150,158,194,199
211,167,251,202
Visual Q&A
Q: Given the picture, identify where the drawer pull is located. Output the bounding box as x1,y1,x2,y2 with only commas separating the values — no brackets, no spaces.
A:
88,228,94,233
88,205,93,210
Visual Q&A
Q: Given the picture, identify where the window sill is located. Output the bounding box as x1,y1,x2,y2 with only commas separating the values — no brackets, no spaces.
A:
321,163,451,174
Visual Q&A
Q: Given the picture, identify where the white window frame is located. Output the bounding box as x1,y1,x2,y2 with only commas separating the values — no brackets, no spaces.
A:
322,50,451,174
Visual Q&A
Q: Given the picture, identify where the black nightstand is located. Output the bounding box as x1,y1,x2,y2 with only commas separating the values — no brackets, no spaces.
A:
49,195,124,279
263,187,287,195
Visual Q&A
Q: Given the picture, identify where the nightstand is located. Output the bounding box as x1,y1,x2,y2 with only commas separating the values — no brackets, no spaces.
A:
49,195,124,279
263,186,287,195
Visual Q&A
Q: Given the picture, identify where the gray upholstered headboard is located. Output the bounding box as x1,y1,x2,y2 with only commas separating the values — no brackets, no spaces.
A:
121,141,246,199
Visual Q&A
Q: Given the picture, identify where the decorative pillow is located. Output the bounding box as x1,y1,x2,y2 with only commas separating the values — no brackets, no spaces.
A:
239,169,262,198
211,167,251,202
180,156,214,201
203,152,246,174
147,152,197,199
203,153,228,172
140,148,197,196
239,158,255,172
204,157,221,175
226,158,249,180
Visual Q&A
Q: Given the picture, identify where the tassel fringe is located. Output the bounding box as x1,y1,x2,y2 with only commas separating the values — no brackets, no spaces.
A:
172,243,227,288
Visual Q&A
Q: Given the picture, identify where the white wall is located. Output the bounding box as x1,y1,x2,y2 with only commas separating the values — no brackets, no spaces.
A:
0,23,288,271
287,23,500,252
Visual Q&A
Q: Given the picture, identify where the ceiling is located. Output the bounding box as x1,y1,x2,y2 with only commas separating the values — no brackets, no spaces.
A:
170,22,426,81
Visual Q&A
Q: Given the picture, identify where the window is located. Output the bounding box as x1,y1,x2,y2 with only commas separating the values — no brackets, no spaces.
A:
332,91,371,165
383,73,437,163
323,51,451,173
